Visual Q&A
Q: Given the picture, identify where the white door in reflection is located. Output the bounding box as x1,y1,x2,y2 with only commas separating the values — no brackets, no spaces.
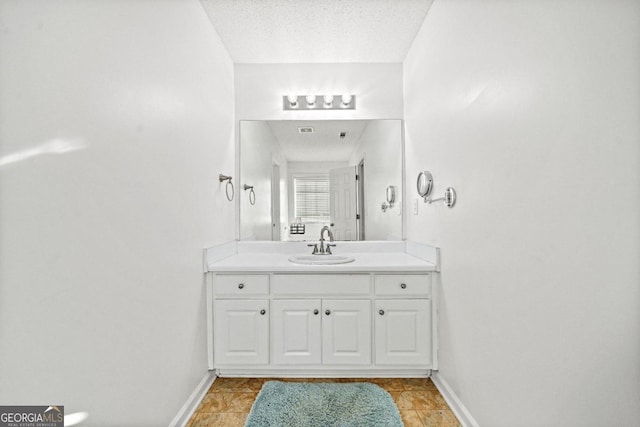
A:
330,166,357,240
271,162,281,241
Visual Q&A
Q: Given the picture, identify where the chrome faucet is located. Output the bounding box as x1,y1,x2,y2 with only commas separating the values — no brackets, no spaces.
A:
307,226,336,255
319,226,335,254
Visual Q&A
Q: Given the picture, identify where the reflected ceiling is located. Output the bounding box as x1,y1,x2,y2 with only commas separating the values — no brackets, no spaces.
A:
266,120,369,162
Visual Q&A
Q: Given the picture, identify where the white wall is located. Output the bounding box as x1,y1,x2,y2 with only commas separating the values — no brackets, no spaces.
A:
350,120,403,240
0,1,235,425
234,63,404,121
403,0,640,425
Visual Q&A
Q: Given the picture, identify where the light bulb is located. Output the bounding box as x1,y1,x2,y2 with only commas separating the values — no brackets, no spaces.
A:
323,95,334,108
341,94,352,107
306,95,316,108
287,94,298,108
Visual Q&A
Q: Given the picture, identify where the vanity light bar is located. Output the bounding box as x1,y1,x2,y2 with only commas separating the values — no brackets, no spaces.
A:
283,94,356,110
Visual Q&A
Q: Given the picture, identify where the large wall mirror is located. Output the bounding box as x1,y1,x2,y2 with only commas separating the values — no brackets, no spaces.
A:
239,120,403,241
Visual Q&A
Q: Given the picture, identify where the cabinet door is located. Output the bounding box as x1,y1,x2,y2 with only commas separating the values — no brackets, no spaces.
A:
322,300,371,365
375,299,431,366
214,299,269,365
272,299,322,365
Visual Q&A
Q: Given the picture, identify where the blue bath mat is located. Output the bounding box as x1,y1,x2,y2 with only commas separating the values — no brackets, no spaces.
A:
245,380,403,427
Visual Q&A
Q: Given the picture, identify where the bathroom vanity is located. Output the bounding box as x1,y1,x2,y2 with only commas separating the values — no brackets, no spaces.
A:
204,241,439,377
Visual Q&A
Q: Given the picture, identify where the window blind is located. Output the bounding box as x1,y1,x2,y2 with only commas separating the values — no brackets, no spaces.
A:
294,175,330,222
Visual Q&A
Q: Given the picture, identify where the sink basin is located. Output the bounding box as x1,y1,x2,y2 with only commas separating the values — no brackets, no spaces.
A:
288,254,355,265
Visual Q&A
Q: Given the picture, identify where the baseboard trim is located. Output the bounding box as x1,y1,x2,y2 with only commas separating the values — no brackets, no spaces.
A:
169,371,216,427
431,372,479,427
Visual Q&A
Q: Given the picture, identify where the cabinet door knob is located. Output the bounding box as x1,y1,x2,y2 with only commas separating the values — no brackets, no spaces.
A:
238,283,244,289
325,309,331,315
260,309,266,315
400,283,406,289
313,309,319,315
379,309,385,315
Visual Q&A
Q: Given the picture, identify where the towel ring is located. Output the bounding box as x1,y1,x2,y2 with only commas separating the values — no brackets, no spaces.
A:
243,184,256,205
219,174,234,201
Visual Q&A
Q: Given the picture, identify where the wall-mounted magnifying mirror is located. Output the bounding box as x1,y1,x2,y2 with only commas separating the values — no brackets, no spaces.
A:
386,185,396,207
417,170,457,208
417,171,434,199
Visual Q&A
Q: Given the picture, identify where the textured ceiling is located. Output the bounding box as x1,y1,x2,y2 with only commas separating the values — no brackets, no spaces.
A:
267,120,369,162
200,0,434,63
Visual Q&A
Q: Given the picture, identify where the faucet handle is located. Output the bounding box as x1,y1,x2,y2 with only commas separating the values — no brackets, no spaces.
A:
307,243,319,254
326,244,336,255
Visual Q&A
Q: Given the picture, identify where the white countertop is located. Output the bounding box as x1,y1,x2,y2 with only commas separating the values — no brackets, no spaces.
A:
208,252,436,273
205,241,439,273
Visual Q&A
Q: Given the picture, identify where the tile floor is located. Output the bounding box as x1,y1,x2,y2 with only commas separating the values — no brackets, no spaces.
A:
186,377,461,427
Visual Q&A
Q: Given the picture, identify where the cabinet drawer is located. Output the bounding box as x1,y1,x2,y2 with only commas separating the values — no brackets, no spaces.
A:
272,274,370,296
214,274,269,296
374,274,431,297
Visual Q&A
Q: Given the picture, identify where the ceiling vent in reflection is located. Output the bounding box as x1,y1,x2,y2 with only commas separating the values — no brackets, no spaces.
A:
298,127,314,133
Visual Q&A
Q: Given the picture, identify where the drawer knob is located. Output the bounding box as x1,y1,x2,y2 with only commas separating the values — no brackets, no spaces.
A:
238,283,245,289
313,309,319,315
379,309,385,315
400,283,407,289
325,309,331,316
260,309,266,315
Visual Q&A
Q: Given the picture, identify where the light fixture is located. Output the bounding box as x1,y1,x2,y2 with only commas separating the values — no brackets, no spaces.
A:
287,94,298,108
283,94,356,111
305,95,316,108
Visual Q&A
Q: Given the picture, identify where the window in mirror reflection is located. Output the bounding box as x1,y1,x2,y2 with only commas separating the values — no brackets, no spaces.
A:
293,175,330,223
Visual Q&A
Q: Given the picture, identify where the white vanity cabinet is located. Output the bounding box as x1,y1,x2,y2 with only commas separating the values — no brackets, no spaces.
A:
271,274,371,366
209,270,436,376
214,299,269,365
321,299,371,365
271,299,371,365
271,299,322,365
212,275,270,366
374,274,432,366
